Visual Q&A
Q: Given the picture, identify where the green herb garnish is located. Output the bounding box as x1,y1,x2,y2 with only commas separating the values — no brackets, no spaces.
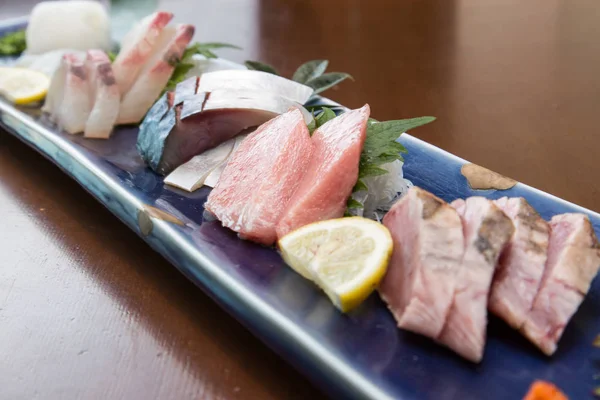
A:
0,29,26,56
307,106,337,134
244,60,279,75
162,42,241,93
107,51,117,62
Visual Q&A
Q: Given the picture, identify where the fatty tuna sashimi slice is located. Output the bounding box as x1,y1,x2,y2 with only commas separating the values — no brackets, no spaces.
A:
276,105,370,238
118,23,195,125
197,70,314,104
380,187,464,338
489,197,550,329
84,50,120,139
438,197,514,362
43,53,92,134
521,213,600,355
205,108,314,245
112,11,174,94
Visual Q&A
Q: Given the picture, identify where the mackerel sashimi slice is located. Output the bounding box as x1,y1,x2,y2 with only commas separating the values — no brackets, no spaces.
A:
276,104,370,238
438,197,514,362
522,213,600,355
380,187,464,339
204,108,314,245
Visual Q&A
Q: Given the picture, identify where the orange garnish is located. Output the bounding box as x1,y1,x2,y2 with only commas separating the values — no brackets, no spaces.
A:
523,380,568,400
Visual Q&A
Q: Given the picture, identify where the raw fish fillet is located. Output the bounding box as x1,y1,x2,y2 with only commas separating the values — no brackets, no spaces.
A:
118,24,194,125
164,138,236,192
198,70,314,104
380,187,464,339
112,11,174,94
14,49,86,78
438,197,514,362
489,197,550,329
204,108,314,245
84,50,120,139
521,213,600,355
276,105,370,238
43,53,92,134
26,1,110,55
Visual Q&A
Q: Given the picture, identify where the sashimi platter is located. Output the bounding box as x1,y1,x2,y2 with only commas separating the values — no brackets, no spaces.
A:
1,2,600,399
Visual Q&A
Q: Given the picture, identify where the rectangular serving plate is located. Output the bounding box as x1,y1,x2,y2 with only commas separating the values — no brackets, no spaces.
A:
2,21,600,400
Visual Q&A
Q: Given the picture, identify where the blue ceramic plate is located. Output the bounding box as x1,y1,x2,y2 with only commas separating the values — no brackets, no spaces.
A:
1,21,599,400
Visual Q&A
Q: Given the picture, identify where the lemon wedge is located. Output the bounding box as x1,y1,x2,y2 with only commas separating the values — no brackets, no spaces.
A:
278,217,393,312
0,67,50,105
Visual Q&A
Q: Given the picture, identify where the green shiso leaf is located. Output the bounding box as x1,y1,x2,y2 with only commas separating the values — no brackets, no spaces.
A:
107,51,117,62
306,72,353,94
315,107,337,127
0,29,26,56
244,60,279,75
347,198,364,209
292,60,328,84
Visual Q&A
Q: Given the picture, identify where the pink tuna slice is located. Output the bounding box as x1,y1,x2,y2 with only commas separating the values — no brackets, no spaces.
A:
204,108,314,245
84,50,120,139
118,23,195,125
521,213,600,355
438,197,514,362
380,187,464,339
43,53,92,134
112,11,174,94
489,197,550,329
275,104,370,238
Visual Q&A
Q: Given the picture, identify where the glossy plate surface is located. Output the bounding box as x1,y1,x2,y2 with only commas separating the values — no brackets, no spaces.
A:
1,22,599,400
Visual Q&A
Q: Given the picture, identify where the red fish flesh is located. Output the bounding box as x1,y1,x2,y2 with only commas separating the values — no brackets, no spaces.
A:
276,105,370,238
204,108,314,245
380,187,464,339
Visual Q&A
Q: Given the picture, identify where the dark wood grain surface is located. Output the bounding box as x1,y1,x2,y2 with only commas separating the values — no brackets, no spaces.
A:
1,0,599,399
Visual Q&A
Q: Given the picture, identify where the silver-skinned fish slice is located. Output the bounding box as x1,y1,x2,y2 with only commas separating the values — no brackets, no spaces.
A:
112,11,174,94
84,50,120,139
43,53,92,134
489,197,550,329
522,213,600,355
380,187,464,339
118,24,195,125
437,197,514,362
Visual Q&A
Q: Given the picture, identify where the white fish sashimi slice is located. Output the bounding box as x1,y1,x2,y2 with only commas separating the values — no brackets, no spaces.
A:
84,50,120,139
198,70,314,104
118,24,195,125
164,139,236,192
14,49,86,78
112,11,174,94
26,1,111,55
204,134,248,188
183,55,247,79
202,90,314,125
43,53,92,134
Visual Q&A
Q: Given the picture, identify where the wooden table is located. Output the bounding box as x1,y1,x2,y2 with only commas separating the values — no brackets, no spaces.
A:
2,0,599,398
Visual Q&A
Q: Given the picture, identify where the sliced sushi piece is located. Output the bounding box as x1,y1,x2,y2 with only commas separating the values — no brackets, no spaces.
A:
489,197,550,329
14,49,86,78
204,108,314,245
84,50,120,139
437,197,514,362
118,23,195,125
522,213,600,355
137,85,313,175
112,11,174,94
43,53,92,134
163,138,236,192
379,187,464,339
26,1,111,55
197,70,314,104
276,105,370,238
204,134,248,188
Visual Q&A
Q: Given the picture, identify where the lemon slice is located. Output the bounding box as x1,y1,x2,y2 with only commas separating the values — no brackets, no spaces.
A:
0,67,50,105
278,217,393,312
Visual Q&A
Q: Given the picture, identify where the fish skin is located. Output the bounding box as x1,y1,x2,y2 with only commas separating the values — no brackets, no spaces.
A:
84,50,120,139
118,24,195,125
112,11,174,94
43,53,92,134
380,187,465,339
437,197,514,362
275,104,370,238
205,108,314,245
521,213,600,355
